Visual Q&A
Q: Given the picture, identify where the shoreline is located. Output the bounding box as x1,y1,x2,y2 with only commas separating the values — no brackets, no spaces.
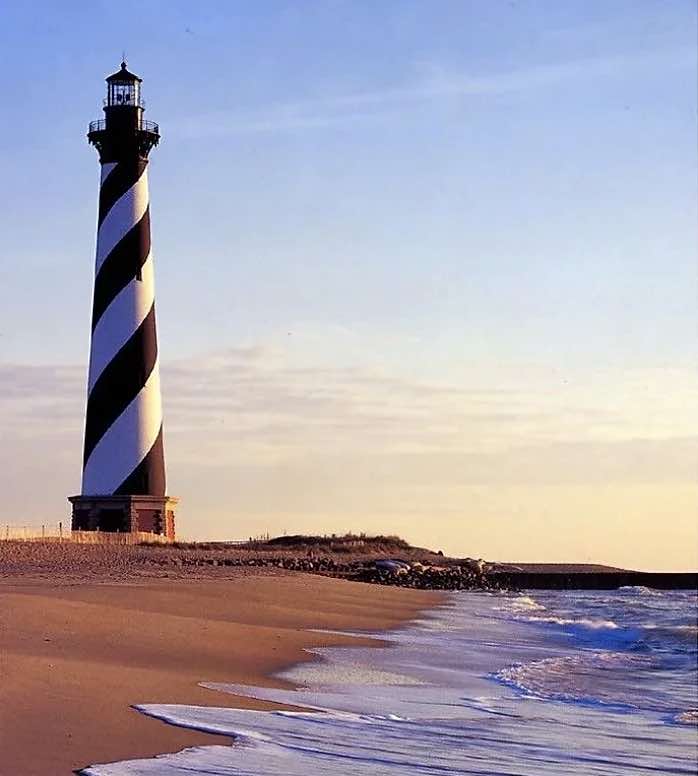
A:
0,572,443,776
78,585,698,775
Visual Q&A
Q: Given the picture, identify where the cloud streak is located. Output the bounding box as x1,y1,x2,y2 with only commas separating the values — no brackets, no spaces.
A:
170,48,695,137
2,346,694,467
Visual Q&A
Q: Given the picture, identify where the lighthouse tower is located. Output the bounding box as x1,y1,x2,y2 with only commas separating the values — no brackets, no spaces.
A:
69,63,177,539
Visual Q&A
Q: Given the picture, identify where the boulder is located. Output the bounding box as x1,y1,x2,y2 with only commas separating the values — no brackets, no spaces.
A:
374,559,410,574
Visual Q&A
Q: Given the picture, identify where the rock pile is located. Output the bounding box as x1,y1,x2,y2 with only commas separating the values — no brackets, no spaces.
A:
142,554,500,589
145,555,348,573
352,559,500,590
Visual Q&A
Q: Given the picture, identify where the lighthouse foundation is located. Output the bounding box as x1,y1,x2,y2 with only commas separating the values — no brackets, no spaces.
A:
68,494,177,540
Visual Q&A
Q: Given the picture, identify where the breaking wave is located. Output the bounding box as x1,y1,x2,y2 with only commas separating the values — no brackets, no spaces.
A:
81,588,698,776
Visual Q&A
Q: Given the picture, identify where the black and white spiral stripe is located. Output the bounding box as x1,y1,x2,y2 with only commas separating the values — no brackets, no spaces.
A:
82,159,166,496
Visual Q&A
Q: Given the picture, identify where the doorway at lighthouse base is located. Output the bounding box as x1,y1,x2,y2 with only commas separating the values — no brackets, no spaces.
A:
68,494,177,540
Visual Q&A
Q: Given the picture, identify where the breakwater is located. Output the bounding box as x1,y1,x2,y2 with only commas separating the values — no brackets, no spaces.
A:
492,570,697,590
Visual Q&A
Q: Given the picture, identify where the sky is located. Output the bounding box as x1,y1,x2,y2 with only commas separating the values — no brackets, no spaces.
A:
0,1,696,570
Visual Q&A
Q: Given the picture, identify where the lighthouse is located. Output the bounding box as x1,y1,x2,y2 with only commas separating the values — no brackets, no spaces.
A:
69,62,177,539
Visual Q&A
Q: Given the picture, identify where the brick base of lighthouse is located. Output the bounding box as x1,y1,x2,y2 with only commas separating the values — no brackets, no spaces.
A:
68,495,177,540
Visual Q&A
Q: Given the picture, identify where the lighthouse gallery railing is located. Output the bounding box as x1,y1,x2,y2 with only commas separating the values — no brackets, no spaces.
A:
88,118,159,134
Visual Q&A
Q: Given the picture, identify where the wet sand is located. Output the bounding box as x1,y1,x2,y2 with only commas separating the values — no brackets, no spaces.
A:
0,573,442,775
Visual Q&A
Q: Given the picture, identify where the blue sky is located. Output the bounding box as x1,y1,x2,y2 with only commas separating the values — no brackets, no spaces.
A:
1,1,696,568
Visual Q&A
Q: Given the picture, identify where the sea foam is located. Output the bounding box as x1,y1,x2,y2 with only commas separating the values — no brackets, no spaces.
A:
81,589,698,776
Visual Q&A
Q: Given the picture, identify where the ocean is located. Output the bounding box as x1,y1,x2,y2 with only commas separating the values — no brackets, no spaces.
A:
83,586,697,775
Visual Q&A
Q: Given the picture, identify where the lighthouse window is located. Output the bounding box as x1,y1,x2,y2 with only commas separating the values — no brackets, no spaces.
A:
109,81,139,107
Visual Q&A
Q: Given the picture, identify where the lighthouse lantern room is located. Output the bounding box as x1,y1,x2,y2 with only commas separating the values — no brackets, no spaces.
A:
106,63,141,106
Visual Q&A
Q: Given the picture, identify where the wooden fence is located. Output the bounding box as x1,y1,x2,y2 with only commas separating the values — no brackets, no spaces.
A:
1,524,65,541
70,530,173,545
1,524,174,544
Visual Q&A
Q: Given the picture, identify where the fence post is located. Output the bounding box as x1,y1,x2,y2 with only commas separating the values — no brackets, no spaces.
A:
42,524,45,539
59,521,63,542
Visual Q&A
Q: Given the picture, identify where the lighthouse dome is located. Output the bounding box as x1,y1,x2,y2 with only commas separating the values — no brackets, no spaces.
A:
106,61,142,83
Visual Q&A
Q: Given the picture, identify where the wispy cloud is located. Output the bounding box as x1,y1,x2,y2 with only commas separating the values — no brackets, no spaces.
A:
170,48,695,137
3,344,693,466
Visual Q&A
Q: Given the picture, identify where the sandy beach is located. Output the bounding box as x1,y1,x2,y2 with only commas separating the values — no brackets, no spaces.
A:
0,571,442,775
